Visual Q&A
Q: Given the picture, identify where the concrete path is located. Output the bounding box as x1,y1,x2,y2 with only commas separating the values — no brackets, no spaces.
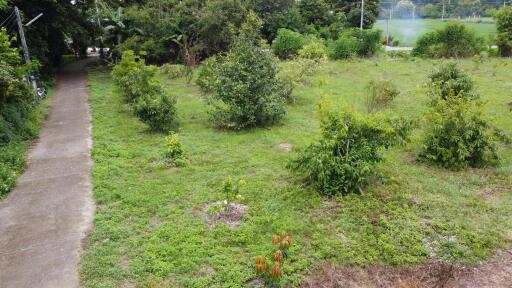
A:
0,59,95,287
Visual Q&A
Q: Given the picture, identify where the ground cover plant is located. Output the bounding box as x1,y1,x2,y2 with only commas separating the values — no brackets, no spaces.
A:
81,58,512,287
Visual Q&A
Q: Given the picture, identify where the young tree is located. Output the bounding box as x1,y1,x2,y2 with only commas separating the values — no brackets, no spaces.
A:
208,14,286,130
494,6,512,57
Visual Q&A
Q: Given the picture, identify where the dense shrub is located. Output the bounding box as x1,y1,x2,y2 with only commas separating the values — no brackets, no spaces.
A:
365,80,400,113
195,56,219,94
161,64,186,79
112,51,160,103
494,6,512,57
326,35,357,59
0,29,37,143
291,111,395,195
428,63,478,101
420,98,500,169
327,29,382,59
353,29,382,56
298,38,327,61
278,58,318,102
209,37,286,130
112,50,178,131
0,28,40,196
133,93,177,132
413,22,486,58
271,28,307,59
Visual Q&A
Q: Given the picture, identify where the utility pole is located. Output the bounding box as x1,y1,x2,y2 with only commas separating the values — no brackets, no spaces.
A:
14,6,37,93
94,0,104,57
360,0,365,30
386,6,392,46
442,0,446,21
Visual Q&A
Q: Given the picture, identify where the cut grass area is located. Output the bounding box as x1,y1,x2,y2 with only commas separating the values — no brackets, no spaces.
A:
81,58,512,287
0,91,52,197
375,19,496,46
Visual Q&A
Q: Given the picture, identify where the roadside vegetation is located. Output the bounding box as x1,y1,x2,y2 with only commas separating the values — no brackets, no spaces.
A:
0,28,49,197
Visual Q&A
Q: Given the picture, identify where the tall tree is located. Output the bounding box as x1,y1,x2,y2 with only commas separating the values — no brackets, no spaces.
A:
1,0,94,70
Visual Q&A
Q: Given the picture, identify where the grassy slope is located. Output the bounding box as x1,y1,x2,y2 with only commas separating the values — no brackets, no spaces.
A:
375,19,496,46
0,91,51,197
81,59,512,288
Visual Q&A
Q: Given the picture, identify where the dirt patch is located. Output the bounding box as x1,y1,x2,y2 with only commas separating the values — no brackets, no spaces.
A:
301,250,512,288
479,187,496,200
277,143,293,152
206,202,248,228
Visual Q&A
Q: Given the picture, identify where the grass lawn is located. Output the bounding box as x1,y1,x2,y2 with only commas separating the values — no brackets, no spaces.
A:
375,19,497,46
81,58,512,287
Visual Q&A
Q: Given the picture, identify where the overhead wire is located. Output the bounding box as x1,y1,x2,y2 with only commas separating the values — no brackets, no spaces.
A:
0,10,15,28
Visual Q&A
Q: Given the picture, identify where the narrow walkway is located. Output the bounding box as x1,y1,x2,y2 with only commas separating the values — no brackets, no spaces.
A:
0,59,95,287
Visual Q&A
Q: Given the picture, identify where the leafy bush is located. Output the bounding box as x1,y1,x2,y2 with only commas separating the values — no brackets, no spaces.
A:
291,111,395,195
133,93,178,132
278,58,318,102
209,37,286,130
428,63,478,101
164,132,186,167
271,28,307,59
327,29,382,59
0,28,36,143
112,50,160,103
195,56,219,94
420,98,500,170
112,50,178,131
353,29,382,56
161,64,186,79
365,80,400,113
327,35,357,59
413,22,486,58
494,6,512,57
298,38,327,61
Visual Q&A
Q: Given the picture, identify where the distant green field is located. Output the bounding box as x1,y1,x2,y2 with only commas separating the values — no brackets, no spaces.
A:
375,19,497,47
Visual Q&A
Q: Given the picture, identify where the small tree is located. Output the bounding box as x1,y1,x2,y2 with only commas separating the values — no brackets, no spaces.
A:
271,28,307,59
291,111,395,195
494,6,512,57
420,98,500,170
428,63,478,101
208,16,286,130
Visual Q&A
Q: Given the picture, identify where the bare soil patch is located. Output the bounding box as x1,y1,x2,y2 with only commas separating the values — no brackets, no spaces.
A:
206,202,248,228
277,143,293,152
302,250,512,288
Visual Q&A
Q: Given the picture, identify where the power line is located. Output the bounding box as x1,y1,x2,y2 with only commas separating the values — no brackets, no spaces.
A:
0,11,15,28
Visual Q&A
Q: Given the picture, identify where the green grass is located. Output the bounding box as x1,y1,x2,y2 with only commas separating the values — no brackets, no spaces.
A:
0,91,52,197
81,58,512,287
375,18,497,46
